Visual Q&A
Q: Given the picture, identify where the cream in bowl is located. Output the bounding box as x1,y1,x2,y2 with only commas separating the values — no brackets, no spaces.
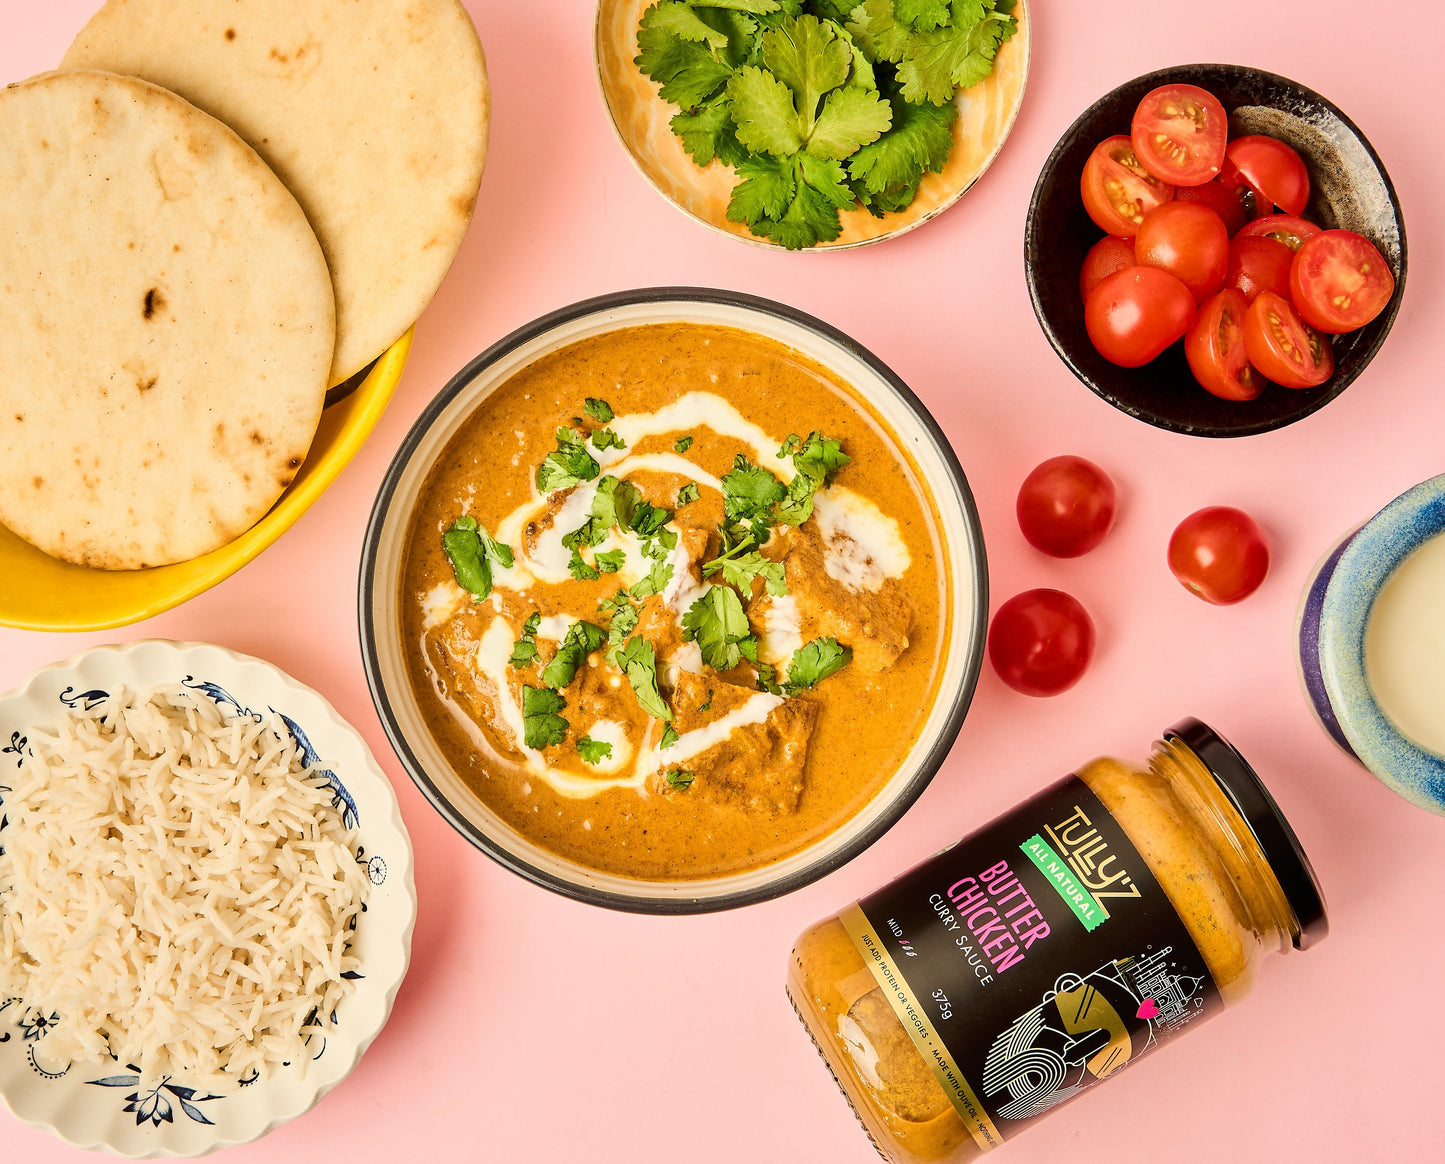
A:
1299,473,1445,815
361,289,988,910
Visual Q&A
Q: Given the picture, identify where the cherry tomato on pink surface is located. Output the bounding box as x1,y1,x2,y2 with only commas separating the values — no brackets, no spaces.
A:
1080,235,1136,300
1244,291,1334,388
1289,229,1396,334
1225,235,1294,303
1168,507,1271,605
1174,177,1249,236
1130,83,1229,186
1085,266,1196,367
1081,135,1175,236
1237,213,1321,252
1226,135,1310,216
1135,201,1229,301
1016,456,1118,558
1186,289,1264,401
988,589,1097,697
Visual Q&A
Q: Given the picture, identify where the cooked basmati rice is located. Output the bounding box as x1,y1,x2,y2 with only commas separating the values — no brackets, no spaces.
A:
0,686,368,1090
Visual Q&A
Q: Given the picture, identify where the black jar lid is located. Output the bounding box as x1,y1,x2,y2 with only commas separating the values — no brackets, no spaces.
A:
1166,718,1329,950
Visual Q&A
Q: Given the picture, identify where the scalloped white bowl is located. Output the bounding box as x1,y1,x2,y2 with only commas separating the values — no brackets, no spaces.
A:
0,640,416,1157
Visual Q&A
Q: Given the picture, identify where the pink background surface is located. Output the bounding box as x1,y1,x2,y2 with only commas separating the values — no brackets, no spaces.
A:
3,1,1442,1160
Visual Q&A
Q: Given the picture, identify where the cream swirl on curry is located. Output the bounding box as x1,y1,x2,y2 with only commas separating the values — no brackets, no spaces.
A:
401,323,949,880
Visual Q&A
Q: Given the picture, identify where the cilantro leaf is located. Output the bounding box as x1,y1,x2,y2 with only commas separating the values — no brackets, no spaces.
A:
629,555,675,599
727,65,804,156
577,736,613,764
682,586,752,671
897,0,952,29
847,0,915,64
592,428,626,451
665,768,696,790
705,548,788,596
522,686,569,750
510,612,541,669
693,0,782,13
605,606,640,662
761,14,851,126
442,515,513,600
593,475,644,533
541,620,607,689
777,433,802,457
674,434,695,453
677,482,701,507
617,636,672,720
786,637,852,690
584,397,615,422
756,155,850,248
755,660,783,694
738,634,761,663
896,2,1018,106
721,454,786,519
777,430,850,525
699,688,715,711
641,0,733,52
568,548,600,581
636,12,734,110
629,497,674,540
808,84,892,160
660,723,681,749
849,86,956,194
672,93,750,168
537,427,600,493
727,153,797,227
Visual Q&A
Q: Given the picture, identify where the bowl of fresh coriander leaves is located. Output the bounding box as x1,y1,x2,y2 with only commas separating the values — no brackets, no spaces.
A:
596,0,1031,250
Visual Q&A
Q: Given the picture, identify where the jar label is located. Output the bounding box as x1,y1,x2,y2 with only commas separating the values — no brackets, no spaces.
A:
845,773,1222,1151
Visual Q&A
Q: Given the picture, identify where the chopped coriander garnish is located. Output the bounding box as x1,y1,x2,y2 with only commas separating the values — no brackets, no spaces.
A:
536,426,600,494
522,686,568,750
777,433,802,457
777,431,850,526
677,482,700,507
674,434,694,454
629,555,674,599
660,723,681,750
583,398,615,423
755,661,782,695
592,427,626,451
786,636,851,690
682,586,751,671
616,636,671,721
595,548,626,574
629,499,674,540
704,547,787,596
541,620,606,690
699,689,714,712
598,588,635,617
721,454,786,520
605,600,641,661
567,548,600,581
665,768,696,790
577,736,613,765
510,612,541,669
442,515,513,600
592,476,643,531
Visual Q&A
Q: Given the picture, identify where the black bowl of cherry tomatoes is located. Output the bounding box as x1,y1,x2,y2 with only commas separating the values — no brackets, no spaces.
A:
1025,64,1407,438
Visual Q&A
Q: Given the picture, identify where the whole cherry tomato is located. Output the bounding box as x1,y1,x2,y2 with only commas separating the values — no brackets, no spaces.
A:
988,589,1097,696
1243,291,1334,388
1080,235,1136,300
1085,266,1197,367
1174,177,1249,235
1168,506,1270,605
1224,235,1293,304
1226,135,1310,216
1081,135,1175,237
1131,84,1229,186
1186,289,1264,401
1289,230,1396,334
1016,456,1118,557
1135,201,1229,301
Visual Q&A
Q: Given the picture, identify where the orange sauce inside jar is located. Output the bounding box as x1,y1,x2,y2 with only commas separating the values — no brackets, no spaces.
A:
787,721,1325,1163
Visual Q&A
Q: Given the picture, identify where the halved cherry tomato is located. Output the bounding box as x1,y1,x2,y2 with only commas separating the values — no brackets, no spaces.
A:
1243,291,1334,388
1224,235,1293,304
1237,213,1321,252
1226,135,1310,216
1186,289,1264,401
1135,201,1229,301
1174,177,1249,236
1289,229,1396,334
1081,136,1175,236
1080,236,1136,300
1131,83,1229,186
1085,267,1196,367
1217,158,1272,223
1168,507,1270,605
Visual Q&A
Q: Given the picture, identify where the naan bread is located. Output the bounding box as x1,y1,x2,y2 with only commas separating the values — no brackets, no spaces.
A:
65,0,491,383
0,70,334,570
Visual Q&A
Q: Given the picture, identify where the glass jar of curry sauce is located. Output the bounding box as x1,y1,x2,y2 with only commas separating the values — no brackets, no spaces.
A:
787,720,1327,1162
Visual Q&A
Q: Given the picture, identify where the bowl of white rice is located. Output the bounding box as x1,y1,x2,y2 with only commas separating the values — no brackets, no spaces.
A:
0,640,416,1157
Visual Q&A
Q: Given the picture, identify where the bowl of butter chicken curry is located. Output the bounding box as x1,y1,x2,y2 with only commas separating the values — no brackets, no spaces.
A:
361,289,987,910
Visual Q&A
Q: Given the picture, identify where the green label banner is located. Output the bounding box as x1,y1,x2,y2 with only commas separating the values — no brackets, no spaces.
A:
1020,834,1107,932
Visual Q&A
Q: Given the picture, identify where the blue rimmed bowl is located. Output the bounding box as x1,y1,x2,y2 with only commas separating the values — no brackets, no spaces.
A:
1298,475,1445,816
0,640,417,1156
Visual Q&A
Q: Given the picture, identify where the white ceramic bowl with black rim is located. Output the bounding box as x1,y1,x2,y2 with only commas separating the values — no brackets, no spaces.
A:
359,288,988,913
0,640,416,1157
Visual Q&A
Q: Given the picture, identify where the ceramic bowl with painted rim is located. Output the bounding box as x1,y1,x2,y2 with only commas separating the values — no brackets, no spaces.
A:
0,640,417,1156
359,287,988,913
594,0,1031,251
1026,63,1406,438
1298,474,1445,815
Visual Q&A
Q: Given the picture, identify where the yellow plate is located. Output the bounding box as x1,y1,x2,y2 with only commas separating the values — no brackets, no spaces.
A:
595,0,1031,250
0,330,413,632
